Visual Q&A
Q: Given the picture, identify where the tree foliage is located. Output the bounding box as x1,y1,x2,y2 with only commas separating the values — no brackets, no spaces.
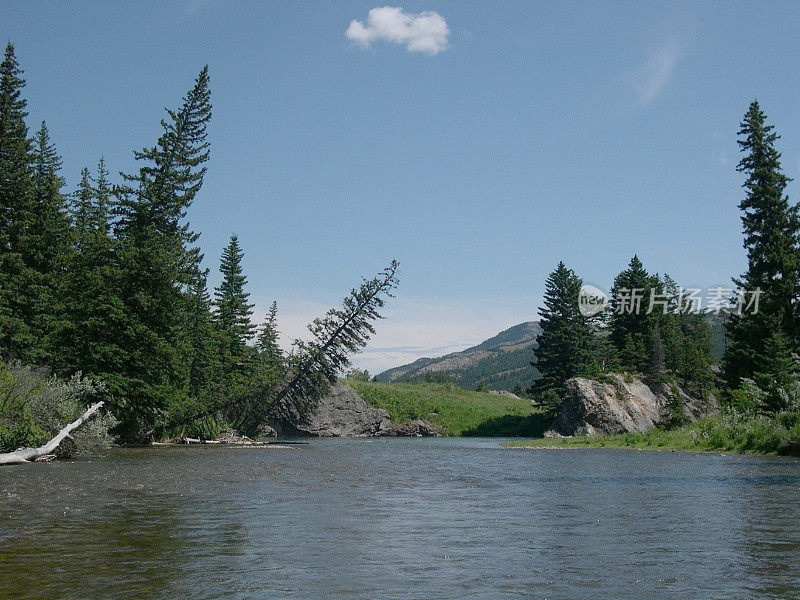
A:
724,100,800,394
230,261,400,435
0,45,404,445
529,262,596,406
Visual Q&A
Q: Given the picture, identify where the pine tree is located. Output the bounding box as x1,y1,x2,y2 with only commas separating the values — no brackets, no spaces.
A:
108,67,212,442
213,234,256,384
657,273,714,392
186,270,217,399
72,167,94,234
27,121,71,361
72,157,111,236
753,328,798,413
649,323,665,381
0,43,35,360
262,260,400,430
55,159,123,380
530,262,595,402
252,300,285,394
257,301,282,363
724,101,800,390
609,256,661,373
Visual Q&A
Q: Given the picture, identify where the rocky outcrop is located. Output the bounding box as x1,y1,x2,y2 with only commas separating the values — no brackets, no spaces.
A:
271,382,392,437
380,419,442,437
546,374,716,437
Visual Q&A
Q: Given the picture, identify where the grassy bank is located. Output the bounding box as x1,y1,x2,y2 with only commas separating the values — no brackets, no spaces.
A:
505,411,800,456
346,379,549,437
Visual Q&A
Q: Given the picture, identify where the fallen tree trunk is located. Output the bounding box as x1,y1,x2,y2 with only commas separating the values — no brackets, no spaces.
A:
0,401,104,466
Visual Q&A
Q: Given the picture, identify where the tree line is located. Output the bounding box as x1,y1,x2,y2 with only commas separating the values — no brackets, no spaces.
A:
0,43,398,445
532,100,799,419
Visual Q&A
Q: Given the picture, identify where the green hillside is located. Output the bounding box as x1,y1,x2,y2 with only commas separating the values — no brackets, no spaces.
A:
347,379,549,437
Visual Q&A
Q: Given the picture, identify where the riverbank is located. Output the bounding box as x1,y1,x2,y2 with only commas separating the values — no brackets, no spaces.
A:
346,380,549,436
506,411,800,456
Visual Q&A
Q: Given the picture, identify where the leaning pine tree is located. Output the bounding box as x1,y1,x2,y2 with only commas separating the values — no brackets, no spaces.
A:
110,66,212,442
225,260,400,437
724,100,800,401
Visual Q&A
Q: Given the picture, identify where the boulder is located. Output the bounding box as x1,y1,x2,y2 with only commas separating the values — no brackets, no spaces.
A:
271,382,391,437
489,390,522,399
380,419,442,437
546,374,716,437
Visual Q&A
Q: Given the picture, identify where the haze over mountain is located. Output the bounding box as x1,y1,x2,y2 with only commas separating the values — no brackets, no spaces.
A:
376,322,541,392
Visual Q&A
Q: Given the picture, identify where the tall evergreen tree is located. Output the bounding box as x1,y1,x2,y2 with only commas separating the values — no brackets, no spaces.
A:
724,101,800,390
752,328,798,413
252,300,286,395
55,159,123,379
213,234,256,384
186,270,217,399
72,157,111,236
28,121,71,361
71,167,94,235
530,262,595,402
257,301,282,363
609,255,661,373
0,43,35,360
107,66,212,442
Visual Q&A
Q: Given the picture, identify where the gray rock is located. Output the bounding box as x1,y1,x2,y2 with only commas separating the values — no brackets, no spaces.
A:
380,419,442,437
547,374,716,437
489,390,522,399
272,382,391,437
257,425,277,438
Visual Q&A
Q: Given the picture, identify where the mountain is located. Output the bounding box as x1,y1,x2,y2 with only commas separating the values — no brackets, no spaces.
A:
376,322,542,392
376,313,727,393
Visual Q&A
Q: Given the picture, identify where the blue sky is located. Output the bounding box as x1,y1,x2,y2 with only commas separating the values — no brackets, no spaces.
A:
6,1,800,372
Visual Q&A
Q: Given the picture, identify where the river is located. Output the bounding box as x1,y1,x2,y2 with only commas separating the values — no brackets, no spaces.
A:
1,438,799,599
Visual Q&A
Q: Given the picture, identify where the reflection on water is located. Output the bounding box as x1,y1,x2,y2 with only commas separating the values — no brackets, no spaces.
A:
1,439,799,599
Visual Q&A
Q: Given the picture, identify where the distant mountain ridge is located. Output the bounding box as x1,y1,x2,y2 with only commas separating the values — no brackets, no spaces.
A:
376,322,542,392
376,314,726,393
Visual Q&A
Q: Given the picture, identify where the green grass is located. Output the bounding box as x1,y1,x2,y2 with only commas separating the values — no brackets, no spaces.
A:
346,379,549,437
506,411,800,456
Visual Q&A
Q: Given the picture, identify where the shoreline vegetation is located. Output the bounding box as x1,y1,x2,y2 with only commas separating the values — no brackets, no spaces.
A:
0,45,402,461
505,410,800,456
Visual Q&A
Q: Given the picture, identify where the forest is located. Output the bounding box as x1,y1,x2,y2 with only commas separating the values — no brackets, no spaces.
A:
0,43,398,454
526,99,800,452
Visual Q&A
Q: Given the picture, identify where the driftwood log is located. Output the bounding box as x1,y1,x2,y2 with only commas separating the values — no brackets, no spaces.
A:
0,401,104,466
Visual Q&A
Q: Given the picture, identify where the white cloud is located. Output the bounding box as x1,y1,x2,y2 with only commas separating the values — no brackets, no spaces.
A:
634,39,683,104
345,6,450,55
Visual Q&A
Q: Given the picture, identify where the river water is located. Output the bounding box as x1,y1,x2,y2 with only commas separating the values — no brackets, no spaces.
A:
1,438,799,599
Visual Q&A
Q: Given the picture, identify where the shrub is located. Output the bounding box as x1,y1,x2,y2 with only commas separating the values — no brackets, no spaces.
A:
0,363,117,456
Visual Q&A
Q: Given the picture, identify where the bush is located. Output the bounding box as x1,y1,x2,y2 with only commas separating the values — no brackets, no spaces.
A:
692,408,800,455
344,368,371,382
0,362,117,456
